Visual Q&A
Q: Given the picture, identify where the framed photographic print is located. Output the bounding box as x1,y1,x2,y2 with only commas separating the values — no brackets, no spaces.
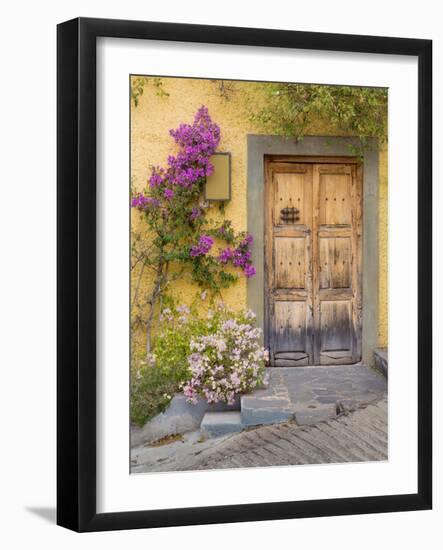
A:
57,17,432,532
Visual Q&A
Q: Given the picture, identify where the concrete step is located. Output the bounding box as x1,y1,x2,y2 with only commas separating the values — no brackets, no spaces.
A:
200,411,243,438
240,393,294,427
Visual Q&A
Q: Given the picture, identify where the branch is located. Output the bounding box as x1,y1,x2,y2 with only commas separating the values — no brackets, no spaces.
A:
131,262,146,309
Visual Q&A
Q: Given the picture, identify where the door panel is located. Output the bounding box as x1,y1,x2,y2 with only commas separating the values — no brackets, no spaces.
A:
265,159,362,366
318,172,352,225
320,300,352,351
265,163,313,366
274,301,308,351
313,164,361,365
274,172,312,228
275,237,306,289
273,301,310,366
319,237,352,289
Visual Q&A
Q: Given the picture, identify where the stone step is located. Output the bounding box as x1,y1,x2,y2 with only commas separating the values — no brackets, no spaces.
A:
131,393,241,447
208,395,241,412
374,348,388,378
200,411,243,438
294,403,338,426
240,393,294,427
198,364,387,438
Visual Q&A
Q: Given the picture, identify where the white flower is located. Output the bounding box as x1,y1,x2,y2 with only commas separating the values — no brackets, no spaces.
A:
182,308,265,406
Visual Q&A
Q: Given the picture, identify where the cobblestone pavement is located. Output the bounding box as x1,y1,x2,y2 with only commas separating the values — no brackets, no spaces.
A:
182,398,388,470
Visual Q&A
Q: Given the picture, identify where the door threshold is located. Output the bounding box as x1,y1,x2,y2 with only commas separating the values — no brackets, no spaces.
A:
269,362,365,368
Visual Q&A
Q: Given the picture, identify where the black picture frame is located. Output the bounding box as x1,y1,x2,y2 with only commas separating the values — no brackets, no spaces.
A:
57,17,432,532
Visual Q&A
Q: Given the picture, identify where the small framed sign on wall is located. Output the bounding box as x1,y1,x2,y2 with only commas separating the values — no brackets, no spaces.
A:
204,152,231,201
57,17,432,532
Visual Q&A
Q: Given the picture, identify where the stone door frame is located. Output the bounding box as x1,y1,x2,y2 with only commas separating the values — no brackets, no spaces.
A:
247,135,379,366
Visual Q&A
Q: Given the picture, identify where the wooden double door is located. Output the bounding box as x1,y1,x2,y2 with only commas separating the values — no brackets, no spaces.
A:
265,157,363,366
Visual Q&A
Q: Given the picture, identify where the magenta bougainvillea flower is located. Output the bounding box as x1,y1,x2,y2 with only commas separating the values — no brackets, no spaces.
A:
198,235,214,253
149,106,221,190
190,234,214,257
190,207,201,221
243,264,257,278
131,105,256,305
219,233,254,276
163,188,174,200
131,195,160,209
218,247,233,264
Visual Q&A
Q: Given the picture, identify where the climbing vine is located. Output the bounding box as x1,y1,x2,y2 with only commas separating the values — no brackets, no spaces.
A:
131,107,255,355
249,83,388,153
131,76,169,107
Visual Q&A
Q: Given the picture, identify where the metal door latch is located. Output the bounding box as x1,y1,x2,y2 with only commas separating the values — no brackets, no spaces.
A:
280,206,300,223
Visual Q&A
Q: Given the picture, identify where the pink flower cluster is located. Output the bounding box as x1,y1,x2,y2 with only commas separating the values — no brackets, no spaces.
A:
131,106,257,280
131,195,160,209
182,309,266,405
218,233,256,278
148,106,220,191
131,106,220,213
190,234,214,257
190,207,201,220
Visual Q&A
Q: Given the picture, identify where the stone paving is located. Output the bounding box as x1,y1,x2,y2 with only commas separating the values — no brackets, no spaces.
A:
242,365,387,426
131,365,387,473
187,399,388,470
131,398,388,472
131,430,232,473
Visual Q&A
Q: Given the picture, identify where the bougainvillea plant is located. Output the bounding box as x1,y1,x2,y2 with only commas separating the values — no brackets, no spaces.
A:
131,107,255,355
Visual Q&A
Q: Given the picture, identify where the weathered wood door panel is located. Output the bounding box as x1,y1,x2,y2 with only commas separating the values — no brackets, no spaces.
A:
265,163,313,366
265,159,362,366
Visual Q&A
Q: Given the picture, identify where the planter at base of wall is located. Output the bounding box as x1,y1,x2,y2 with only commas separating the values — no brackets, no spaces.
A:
130,394,240,447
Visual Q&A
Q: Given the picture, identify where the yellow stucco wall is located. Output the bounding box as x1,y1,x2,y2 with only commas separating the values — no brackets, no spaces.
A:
131,77,388,351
